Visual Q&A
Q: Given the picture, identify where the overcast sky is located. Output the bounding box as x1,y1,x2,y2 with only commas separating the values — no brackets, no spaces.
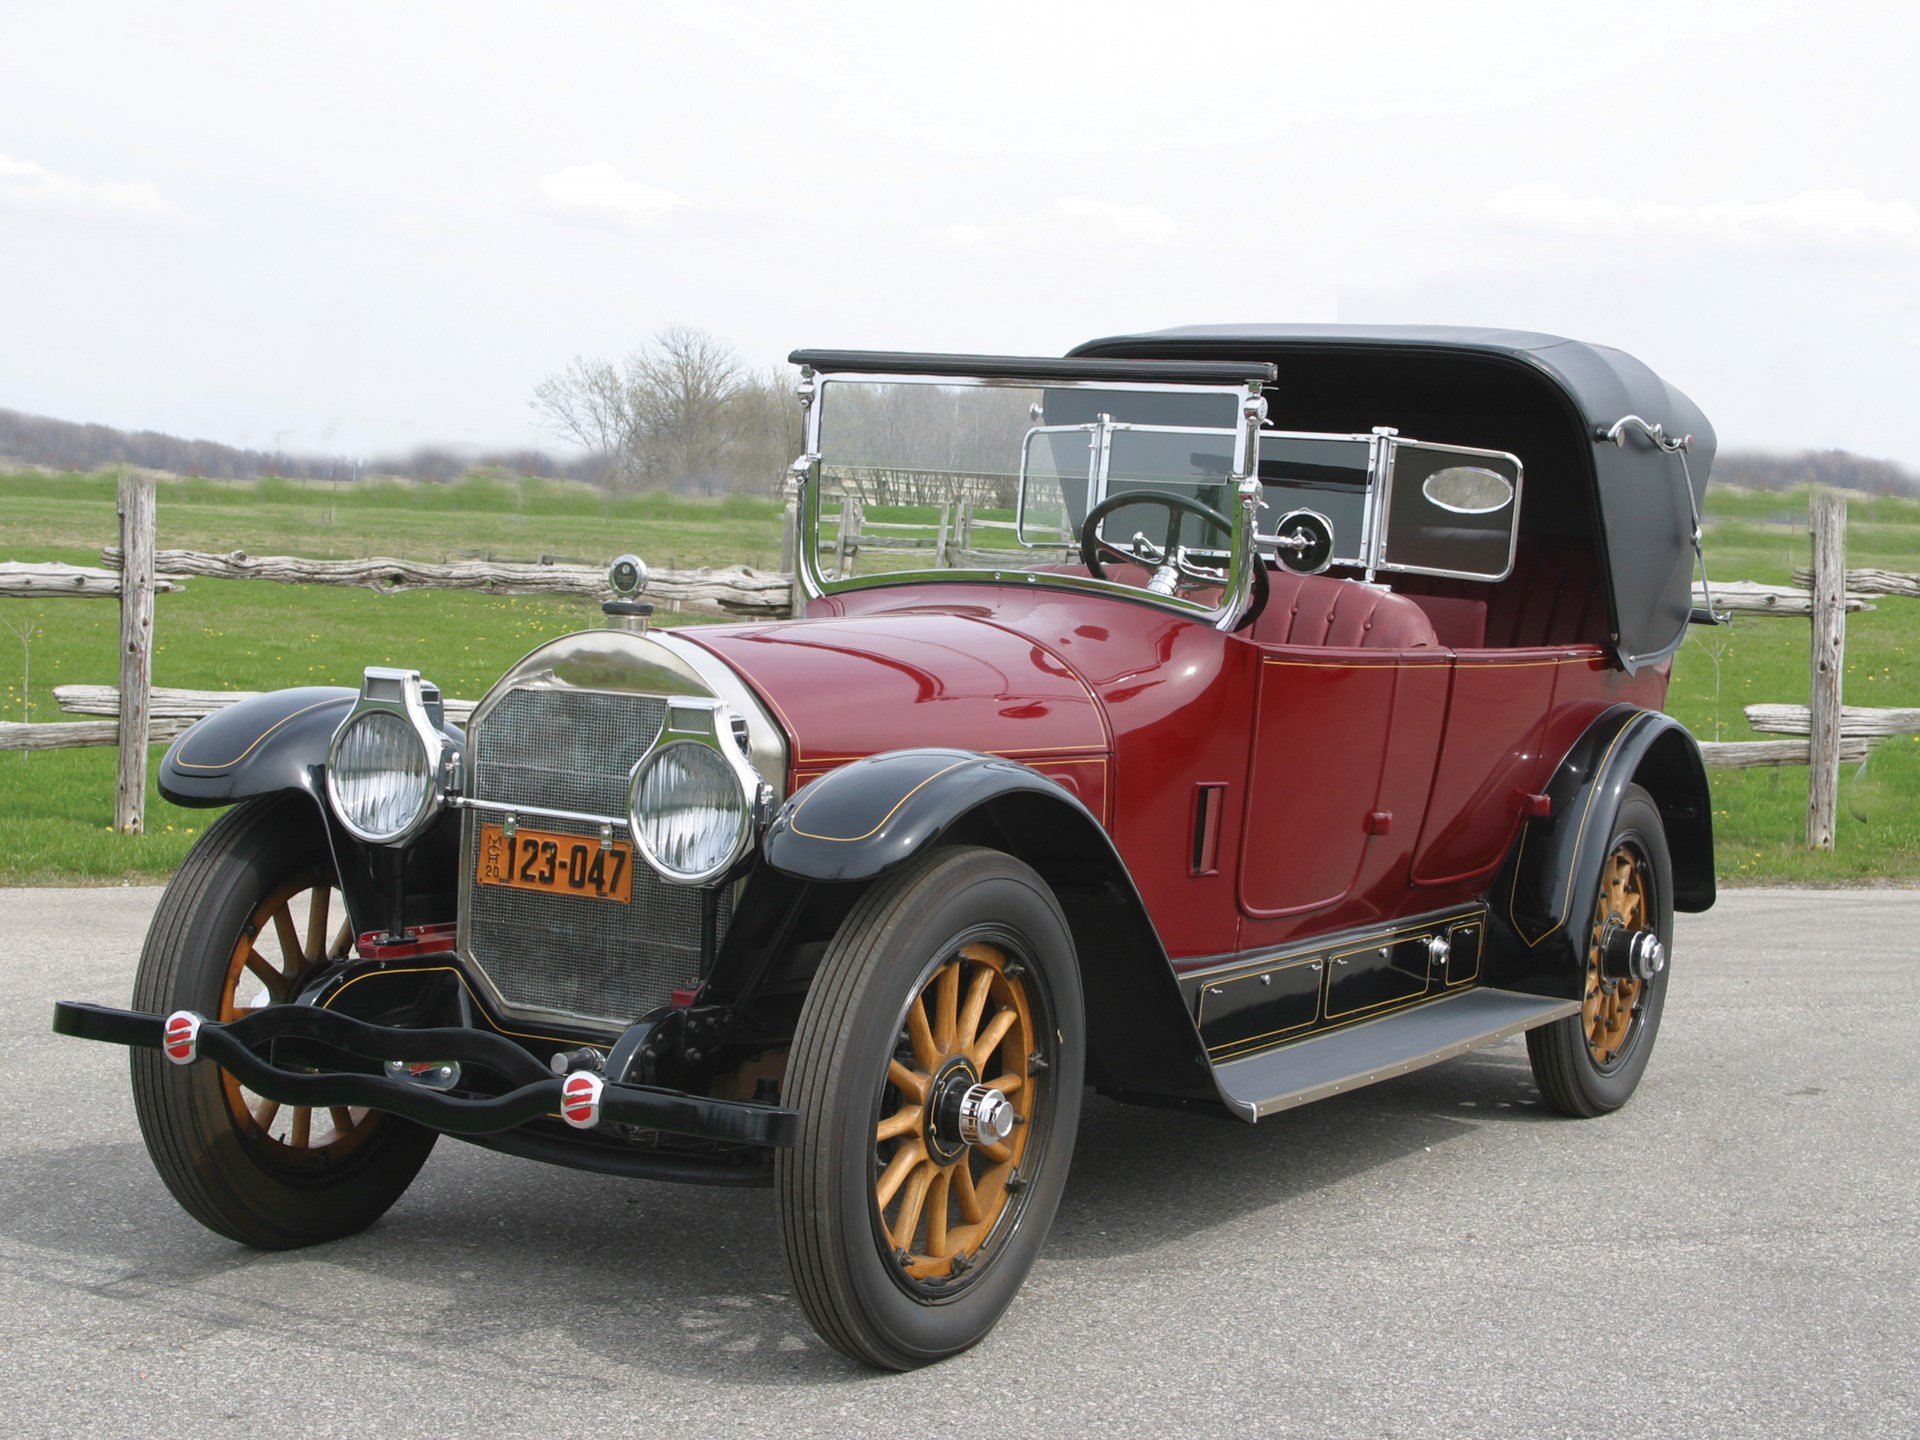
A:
3,1,1916,471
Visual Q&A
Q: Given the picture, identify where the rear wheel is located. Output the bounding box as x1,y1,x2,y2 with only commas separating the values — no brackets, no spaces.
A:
1526,784,1673,1117
777,846,1084,1369
131,794,436,1248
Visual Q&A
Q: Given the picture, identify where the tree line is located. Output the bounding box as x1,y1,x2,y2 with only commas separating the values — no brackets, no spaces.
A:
4,323,1917,500
0,406,599,487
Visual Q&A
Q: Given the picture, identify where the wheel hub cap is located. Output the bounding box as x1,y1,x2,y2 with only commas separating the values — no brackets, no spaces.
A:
956,1083,1015,1147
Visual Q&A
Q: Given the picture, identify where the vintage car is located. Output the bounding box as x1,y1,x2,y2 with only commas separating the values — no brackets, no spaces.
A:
56,324,1718,1369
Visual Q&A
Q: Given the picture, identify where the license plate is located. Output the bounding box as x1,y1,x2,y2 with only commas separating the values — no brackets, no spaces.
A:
475,824,634,904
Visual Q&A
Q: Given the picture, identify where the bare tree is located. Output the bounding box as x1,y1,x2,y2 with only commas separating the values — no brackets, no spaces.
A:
530,355,642,489
529,328,802,494
627,325,743,494
728,363,807,494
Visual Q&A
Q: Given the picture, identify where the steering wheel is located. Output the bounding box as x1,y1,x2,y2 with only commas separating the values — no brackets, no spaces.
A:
1079,488,1236,592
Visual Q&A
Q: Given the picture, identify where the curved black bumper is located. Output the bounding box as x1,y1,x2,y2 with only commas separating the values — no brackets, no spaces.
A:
52,999,798,1148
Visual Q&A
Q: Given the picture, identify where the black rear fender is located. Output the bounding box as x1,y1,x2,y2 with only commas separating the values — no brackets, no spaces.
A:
1488,706,1714,997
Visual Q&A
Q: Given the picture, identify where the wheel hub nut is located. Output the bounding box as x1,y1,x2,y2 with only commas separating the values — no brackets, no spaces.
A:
1599,921,1666,982
957,1084,1014,1147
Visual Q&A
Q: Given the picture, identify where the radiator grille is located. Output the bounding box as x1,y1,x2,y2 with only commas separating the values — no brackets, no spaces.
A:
461,687,730,1029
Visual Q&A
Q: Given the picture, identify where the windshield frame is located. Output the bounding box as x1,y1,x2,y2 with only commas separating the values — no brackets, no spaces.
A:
791,361,1270,630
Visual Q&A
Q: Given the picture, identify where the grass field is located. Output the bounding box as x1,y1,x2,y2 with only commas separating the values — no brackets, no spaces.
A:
3,470,1917,885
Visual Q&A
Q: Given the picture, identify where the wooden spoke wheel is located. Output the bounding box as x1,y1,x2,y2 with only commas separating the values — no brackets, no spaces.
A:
778,846,1084,1370
217,874,380,1166
131,794,436,1249
1584,844,1650,1066
1527,783,1674,1118
872,940,1039,1287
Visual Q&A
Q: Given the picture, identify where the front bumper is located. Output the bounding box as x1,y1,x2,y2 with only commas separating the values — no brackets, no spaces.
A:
52,999,799,1148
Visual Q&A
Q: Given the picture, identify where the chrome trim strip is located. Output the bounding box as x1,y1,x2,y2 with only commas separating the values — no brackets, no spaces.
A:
452,796,630,832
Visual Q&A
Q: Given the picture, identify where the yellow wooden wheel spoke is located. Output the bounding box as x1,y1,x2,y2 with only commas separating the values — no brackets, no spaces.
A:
271,901,305,978
242,943,290,1002
304,887,331,965
983,1072,1024,1094
968,1008,1018,1069
876,1140,927,1209
329,915,354,961
289,1107,312,1149
252,1097,281,1131
906,997,939,1071
890,1161,934,1251
328,1107,355,1135
887,1059,928,1103
932,961,959,1053
952,1158,983,1224
876,1102,922,1144
924,1168,952,1259
955,965,994,1051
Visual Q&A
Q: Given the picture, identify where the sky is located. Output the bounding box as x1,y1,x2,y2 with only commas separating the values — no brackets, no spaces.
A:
2,0,1917,471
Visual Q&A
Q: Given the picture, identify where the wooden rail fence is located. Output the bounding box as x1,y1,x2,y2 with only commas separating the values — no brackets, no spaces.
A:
5,479,1914,841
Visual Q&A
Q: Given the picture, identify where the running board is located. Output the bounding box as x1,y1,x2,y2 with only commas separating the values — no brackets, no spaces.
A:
1211,988,1579,1120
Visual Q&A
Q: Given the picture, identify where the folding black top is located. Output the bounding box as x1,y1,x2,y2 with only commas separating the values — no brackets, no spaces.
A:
1070,324,1717,672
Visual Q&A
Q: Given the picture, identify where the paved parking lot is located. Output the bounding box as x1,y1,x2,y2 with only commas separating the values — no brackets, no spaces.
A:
2,885,1915,1438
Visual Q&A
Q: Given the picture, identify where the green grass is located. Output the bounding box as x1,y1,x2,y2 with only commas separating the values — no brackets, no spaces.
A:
1664,487,1920,883
3,471,1918,885
0,470,786,570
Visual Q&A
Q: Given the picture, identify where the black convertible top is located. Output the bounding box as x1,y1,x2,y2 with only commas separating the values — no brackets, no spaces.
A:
1070,324,1716,672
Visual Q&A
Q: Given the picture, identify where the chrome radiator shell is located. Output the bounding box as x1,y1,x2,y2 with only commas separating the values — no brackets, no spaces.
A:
454,631,784,1033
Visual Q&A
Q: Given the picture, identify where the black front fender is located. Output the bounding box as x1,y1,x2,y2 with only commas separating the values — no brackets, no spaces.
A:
157,685,465,942
159,686,358,806
763,749,1102,883
761,749,1222,1108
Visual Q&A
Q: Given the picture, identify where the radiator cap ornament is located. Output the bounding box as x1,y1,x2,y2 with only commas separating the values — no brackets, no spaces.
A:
603,554,654,632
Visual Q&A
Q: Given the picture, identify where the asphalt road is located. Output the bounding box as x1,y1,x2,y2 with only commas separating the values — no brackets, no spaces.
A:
2,885,1915,1439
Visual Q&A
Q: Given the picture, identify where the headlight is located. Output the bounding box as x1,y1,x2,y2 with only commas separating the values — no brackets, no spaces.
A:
325,667,450,845
628,700,764,885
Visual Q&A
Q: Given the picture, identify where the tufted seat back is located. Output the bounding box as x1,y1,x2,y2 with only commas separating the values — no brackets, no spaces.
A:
1395,545,1607,649
1250,569,1439,649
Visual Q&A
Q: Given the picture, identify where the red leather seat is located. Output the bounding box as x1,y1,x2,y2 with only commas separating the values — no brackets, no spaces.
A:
1251,569,1439,649
1394,545,1606,649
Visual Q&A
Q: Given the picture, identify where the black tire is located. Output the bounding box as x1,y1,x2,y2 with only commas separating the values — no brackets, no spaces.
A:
130,794,437,1248
1526,784,1673,1118
776,846,1084,1369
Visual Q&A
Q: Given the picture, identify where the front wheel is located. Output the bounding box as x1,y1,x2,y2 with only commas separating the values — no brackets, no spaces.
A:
130,794,437,1248
1526,784,1673,1117
776,846,1084,1369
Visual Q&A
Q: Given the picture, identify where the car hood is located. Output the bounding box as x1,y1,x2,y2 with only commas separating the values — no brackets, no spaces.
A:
683,612,1110,781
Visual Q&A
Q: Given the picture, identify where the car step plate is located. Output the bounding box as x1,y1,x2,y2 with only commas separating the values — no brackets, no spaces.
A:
1211,988,1579,1120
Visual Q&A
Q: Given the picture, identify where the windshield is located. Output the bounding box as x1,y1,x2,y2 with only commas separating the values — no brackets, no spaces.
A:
801,374,1255,617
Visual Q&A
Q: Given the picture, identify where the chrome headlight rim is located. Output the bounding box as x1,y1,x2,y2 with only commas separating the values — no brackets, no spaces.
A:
626,700,763,887
324,667,451,847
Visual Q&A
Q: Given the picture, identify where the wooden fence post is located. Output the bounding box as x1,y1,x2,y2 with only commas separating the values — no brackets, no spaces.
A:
1805,488,1847,850
115,471,156,833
